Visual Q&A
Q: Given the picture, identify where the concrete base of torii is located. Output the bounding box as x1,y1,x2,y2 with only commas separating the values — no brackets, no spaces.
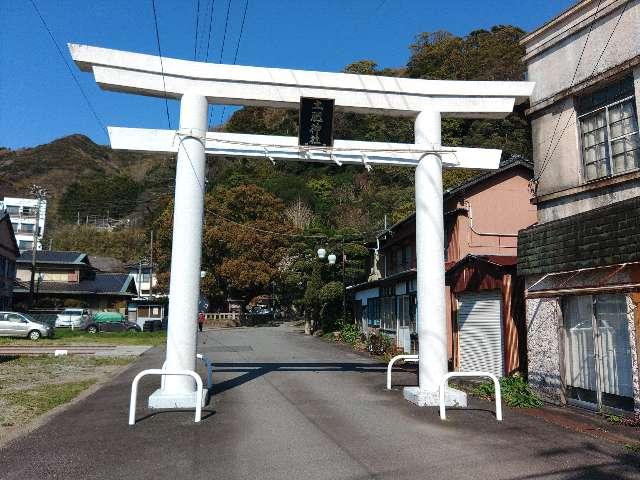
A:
403,387,467,408
149,390,207,409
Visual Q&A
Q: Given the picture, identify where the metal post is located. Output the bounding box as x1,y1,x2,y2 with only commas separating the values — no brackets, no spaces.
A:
403,111,466,407
148,92,208,409
149,230,154,297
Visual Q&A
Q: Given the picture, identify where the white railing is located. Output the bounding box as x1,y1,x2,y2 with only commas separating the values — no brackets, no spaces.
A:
386,354,419,390
439,371,502,421
129,369,203,425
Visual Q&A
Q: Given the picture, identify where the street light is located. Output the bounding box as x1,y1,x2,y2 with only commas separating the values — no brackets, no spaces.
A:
327,253,337,265
317,248,326,260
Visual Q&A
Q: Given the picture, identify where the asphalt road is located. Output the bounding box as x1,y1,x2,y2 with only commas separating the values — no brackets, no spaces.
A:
1,324,639,479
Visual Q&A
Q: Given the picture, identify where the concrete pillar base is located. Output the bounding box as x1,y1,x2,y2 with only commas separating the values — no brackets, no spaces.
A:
148,388,208,409
403,386,467,407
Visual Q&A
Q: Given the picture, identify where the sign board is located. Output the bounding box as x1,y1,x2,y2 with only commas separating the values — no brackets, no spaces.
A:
299,97,334,147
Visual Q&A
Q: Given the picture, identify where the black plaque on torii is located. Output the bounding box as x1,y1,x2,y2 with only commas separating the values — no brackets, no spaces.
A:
298,97,335,147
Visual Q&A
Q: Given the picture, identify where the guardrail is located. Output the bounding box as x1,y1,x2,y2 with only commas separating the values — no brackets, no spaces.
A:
129,369,203,425
439,371,502,421
386,354,419,390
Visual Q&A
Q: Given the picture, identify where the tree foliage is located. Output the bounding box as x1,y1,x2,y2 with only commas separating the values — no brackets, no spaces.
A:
50,225,148,263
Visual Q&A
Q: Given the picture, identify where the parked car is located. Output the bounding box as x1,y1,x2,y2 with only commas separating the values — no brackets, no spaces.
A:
55,308,91,329
0,312,54,340
85,312,142,334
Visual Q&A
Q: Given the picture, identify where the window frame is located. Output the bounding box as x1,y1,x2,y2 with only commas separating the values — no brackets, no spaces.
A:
578,94,639,182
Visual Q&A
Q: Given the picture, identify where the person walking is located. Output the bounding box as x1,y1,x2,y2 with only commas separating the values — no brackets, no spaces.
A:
197,311,205,333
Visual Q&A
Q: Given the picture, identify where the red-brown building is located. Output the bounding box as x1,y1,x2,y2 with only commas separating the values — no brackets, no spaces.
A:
348,158,536,376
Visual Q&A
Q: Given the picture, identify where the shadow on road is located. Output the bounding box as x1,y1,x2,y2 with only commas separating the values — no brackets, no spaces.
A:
133,409,217,424
211,362,388,394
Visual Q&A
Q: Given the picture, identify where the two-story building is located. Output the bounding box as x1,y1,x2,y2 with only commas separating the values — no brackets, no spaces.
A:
349,158,536,376
519,0,640,412
0,211,19,310
12,250,137,311
0,197,47,251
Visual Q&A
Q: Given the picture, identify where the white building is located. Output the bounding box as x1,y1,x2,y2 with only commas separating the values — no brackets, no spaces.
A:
0,197,47,251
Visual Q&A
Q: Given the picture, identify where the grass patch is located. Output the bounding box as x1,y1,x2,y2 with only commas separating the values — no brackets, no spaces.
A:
624,443,640,454
0,329,166,346
471,375,543,408
0,355,135,429
1,379,96,426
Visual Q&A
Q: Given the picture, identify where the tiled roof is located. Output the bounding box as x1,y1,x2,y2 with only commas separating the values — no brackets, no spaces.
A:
518,196,640,276
13,273,135,295
89,255,126,273
18,250,87,265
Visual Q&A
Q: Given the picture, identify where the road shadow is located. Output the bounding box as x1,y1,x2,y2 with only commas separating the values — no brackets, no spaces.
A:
210,362,388,394
133,409,216,424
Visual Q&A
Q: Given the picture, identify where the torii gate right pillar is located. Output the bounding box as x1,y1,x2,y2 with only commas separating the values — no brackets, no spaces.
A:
404,111,467,407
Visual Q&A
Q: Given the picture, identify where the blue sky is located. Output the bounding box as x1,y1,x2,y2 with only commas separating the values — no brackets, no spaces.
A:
0,0,575,149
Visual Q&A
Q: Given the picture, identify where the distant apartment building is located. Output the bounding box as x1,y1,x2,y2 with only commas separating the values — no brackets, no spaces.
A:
0,197,47,251
519,0,640,412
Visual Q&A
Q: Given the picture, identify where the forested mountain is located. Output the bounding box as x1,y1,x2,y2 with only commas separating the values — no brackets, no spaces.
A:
1,25,530,322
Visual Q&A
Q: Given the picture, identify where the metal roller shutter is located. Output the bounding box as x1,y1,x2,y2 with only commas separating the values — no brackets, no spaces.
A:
457,291,504,377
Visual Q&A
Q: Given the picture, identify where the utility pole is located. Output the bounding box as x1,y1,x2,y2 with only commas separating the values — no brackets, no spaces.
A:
149,230,154,297
28,185,47,308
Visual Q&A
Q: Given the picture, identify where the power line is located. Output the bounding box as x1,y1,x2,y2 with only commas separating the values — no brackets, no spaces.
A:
208,0,233,129
204,0,217,62
26,0,107,137
219,0,250,126
193,0,201,60
533,0,631,189
150,0,172,129
534,0,604,185
232,0,249,65
218,0,233,63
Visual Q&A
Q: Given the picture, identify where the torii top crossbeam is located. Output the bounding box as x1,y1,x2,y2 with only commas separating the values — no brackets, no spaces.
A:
70,43,532,119
69,43,533,411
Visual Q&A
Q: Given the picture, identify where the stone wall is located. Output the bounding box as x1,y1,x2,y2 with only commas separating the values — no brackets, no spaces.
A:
526,294,563,403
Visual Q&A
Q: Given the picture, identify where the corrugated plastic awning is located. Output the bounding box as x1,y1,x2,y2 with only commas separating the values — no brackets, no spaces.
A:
526,262,640,298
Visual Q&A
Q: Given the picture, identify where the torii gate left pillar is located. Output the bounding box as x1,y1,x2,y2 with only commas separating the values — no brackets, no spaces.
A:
149,93,208,408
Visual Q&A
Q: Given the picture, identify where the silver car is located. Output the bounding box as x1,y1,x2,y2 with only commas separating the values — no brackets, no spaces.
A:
0,312,54,340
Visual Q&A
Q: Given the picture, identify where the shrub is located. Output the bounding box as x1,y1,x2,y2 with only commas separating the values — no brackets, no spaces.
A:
340,322,360,345
472,375,543,408
366,333,393,356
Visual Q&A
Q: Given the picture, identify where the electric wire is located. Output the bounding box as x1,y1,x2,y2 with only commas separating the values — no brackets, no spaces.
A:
150,0,172,129
26,0,108,137
533,0,604,186
208,0,233,129
533,0,630,189
218,0,233,64
218,0,250,127
193,0,201,60
204,0,217,62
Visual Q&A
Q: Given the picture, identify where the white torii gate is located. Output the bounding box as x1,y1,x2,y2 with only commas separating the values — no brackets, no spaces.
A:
69,43,533,409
